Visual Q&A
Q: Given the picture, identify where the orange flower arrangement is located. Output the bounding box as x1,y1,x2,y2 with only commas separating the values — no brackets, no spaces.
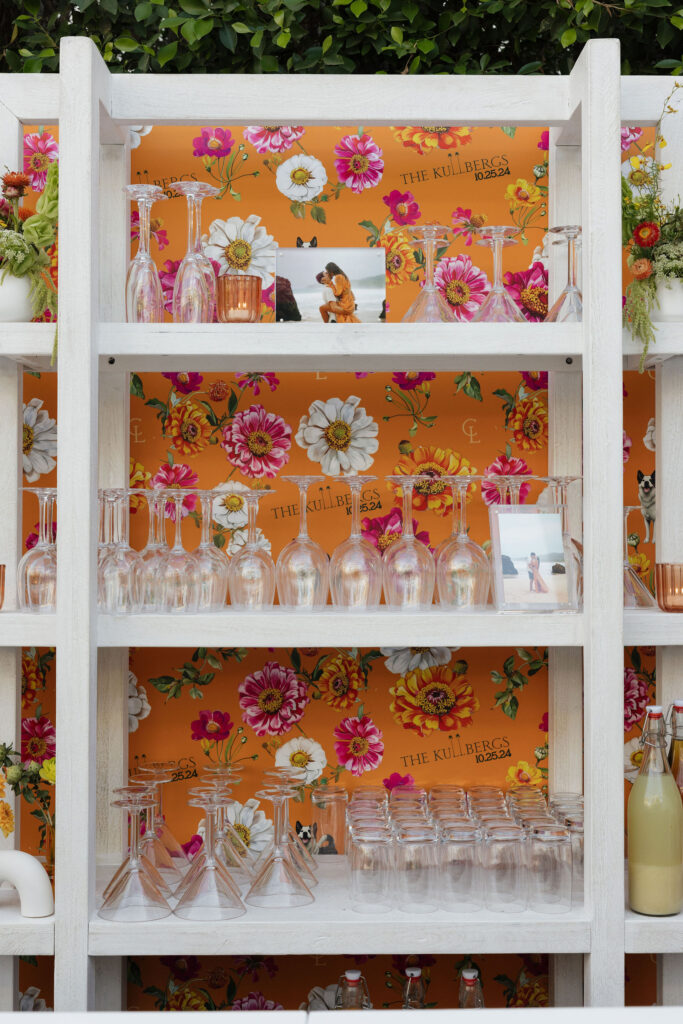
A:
388,445,476,516
165,402,212,456
508,395,548,452
389,665,479,737
391,126,473,154
380,232,418,287
318,653,362,710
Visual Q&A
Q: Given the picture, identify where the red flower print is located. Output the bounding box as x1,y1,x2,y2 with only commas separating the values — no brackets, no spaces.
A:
504,261,548,322
150,462,199,519
391,372,435,391
520,371,548,392
539,712,549,732
382,189,421,226
162,371,204,395
235,373,280,396
238,661,309,737
537,130,550,151
233,956,279,981
192,127,234,159
633,221,661,248
159,258,181,315
181,834,203,859
624,667,650,730
131,210,169,251
334,714,384,776
221,404,292,479
451,207,488,247
190,710,234,742
482,455,532,506
160,956,201,981
334,133,384,194
26,520,56,550
21,716,56,765
383,771,415,791
362,507,430,553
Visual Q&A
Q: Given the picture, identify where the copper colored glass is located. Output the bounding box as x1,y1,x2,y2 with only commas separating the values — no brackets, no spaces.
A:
217,274,262,323
656,564,683,612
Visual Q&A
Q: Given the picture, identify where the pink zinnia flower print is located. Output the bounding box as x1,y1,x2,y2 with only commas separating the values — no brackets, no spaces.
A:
537,130,550,152
520,371,548,392
504,261,549,322
243,125,305,153
159,258,181,315
26,520,56,550
334,714,384,777
482,455,532,506
382,189,420,226
451,207,486,246
334,133,384,194
162,371,204,394
23,132,58,191
262,282,275,311
221,404,292,479
623,430,632,466
621,127,643,152
232,991,284,1012
131,210,169,251
193,127,234,159
391,371,435,391
624,667,650,730
181,834,203,860
434,255,490,321
362,507,430,553
539,712,549,732
150,462,199,519
239,661,309,737
191,709,234,742
21,716,56,765
235,372,280,396
383,771,415,791
160,956,201,981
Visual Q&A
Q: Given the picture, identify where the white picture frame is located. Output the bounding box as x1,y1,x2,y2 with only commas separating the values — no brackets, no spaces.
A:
489,505,576,612
275,246,386,324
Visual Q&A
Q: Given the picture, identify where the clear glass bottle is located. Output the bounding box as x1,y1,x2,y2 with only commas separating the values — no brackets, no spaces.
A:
667,699,683,801
402,967,426,1010
335,969,371,1010
459,968,484,1008
628,705,683,915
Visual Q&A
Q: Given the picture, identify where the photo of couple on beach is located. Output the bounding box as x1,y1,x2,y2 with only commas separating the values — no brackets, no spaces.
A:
491,508,573,610
275,246,386,324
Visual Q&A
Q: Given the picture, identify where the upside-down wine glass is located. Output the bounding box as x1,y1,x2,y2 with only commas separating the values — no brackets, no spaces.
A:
401,224,455,323
194,490,229,610
99,489,143,614
276,476,329,609
623,505,657,608
330,475,383,608
174,789,246,921
245,783,314,908
489,474,532,506
228,489,276,609
18,488,57,611
436,475,490,608
382,476,435,608
157,490,200,613
168,181,219,322
124,184,168,323
544,475,583,607
545,225,582,323
472,226,526,323
138,490,170,611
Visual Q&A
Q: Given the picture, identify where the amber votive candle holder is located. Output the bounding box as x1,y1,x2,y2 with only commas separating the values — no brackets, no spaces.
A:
656,563,683,612
216,274,262,323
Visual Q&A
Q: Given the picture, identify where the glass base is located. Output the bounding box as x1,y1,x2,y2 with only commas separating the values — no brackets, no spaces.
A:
402,286,455,323
472,288,525,323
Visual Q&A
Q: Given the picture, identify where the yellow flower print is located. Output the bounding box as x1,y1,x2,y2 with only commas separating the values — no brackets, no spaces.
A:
164,402,212,457
506,759,544,787
380,232,418,287
318,653,362,711
167,988,207,1011
629,551,651,582
390,665,479,737
0,800,15,838
505,178,541,208
389,446,476,517
509,395,548,452
129,457,151,514
39,757,56,785
391,125,473,155
510,980,550,1007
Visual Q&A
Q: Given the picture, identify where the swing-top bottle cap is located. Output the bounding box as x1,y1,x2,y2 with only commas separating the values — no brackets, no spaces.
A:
462,969,478,982
405,968,422,978
673,699,683,710
345,970,361,982
646,705,663,718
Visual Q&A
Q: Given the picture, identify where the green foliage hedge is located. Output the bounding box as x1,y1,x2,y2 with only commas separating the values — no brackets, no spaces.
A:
1,0,682,76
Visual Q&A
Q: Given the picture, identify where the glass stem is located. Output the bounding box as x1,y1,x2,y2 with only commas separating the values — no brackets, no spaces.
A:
157,784,164,822
129,809,141,867
623,509,630,567
146,795,157,836
120,493,130,546
272,796,286,855
173,495,184,551
568,236,577,290
110,496,122,546
246,497,258,545
424,237,435,291
492,235,503,292
200,494,211,547
402,483,414,539
350,484,362,538
298,485,309,538
155,495,166,547
187,195,202,256
458,484,468,537
38,493,49,548
137,199,152,258
204,807,216,866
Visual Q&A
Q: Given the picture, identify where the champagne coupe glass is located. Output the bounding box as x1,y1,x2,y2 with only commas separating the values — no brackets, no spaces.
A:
228,490,276,609
436,475,490,608
401,224,455,323
194,490,229,610
138,490,170,611
137,759,190,871
472,226,526,323
545,225,582,323
168,181,219,322
157,490,200,613
18,488,57,611
245,784,314,908
124,184,168,323
98,790,172,922
382,476,435,608
330,475,383,608
276,476,329,609
623,505,657,608
99,489,143,614
174,790,246,921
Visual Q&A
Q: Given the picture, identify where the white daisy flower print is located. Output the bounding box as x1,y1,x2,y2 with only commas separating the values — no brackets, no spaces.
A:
381,646,455,675
227,526,272,557
202,214,277,286
212,481,250,530
275,736,327,782
23,398,57,483
296,395,379,476
275,154,327,202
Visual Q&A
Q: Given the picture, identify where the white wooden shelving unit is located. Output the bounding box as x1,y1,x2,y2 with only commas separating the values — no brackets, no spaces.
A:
0,37,681,1013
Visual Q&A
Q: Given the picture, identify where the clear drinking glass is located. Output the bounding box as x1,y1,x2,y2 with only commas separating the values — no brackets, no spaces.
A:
349,832,393,914
395,827,439,914
563,814,584,907
401,224,455,323
311,786,348,855
528,825,572,914
623,506,657,607
138,491,169,611
483,825,528,913
330,476,383,608
124,184,167,323
194,490,229,610
169,180,219,323
228,490,276,610
440,825,483,912
472,226,525,323
174,790,246,921
276,476,329,609
545,225,582,322
18,488,57,611
245,785,314,908
99,489,143,614
101,786,174,904
157,490,200,613
436,475,490,608
383,476,435,608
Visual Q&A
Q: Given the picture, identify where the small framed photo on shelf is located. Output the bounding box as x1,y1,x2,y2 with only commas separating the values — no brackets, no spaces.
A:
489,505,576,612
275,246,386,324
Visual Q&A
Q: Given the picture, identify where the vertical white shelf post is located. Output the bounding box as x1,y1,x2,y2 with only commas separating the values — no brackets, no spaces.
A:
55,36,107,1010
574,39,625,1005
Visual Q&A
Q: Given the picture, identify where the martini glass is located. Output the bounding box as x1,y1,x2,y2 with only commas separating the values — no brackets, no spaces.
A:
130,772,184,890
245,784,314,908
545,226,582,322
138,490,170,611
124,184,167,323
436,476,490,608
169,181,219,322
194,490,229,610
101,786,173,903
472,226,526,323
382,476,435,608
98,790,171,921
198,770,259,881
401,224,455,323
276,476,329,609
157,490,200,613
228,490,276,609
18,488,56,611
623,505,657,608
174,784,251,897
259,768,318,881
174,790,246,920
137,760,190,871
330,475,383,608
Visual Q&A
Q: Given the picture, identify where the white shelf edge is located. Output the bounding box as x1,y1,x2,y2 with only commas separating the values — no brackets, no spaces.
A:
625,908,683,954
623,609,683,646
0,323,56,372
0,612,57,648
0,888,54,955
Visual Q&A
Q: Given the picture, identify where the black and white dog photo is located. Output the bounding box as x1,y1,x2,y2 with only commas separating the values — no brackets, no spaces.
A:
295,820,338,854
637,470,656,543
296,236,318,248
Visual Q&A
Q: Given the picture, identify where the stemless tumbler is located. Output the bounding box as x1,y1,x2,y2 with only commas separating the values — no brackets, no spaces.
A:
349,832,393,914
483,826,528,913
311,786,348,856
395,828,439,914
528,825,572,914
440,825,483,912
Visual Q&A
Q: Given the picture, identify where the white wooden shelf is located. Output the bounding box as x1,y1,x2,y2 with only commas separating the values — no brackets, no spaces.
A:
0,612,57,647
623,324,683,370
623,609,683,646
0,324,55,372
0,887,54,955
89,859,591,956
97,609,584,649
625,907,683,954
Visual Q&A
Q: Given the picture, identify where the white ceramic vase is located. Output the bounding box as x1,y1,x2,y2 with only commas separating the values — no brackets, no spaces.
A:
0,849,54,917
654,278,683,322
0,273,33,322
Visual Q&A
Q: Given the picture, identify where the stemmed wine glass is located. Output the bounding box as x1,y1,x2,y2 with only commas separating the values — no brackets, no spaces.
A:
138,491,170,611
623,505,657,608
545,226,582,322
98,489,143,614
124,184,167,323
330,475,383,608
276,477,329,609
382,476,435,608
156,490,200,613
472,226,526,323
543,475,583,607
18,488,56,611
194,490,229,610
401,224,455,323
436,475,490,608
228,489,276,610
487,474,532,506
168,181,219,322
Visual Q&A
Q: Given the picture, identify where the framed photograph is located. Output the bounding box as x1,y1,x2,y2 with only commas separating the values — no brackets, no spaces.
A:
489,506,576,611
275,246,386,324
